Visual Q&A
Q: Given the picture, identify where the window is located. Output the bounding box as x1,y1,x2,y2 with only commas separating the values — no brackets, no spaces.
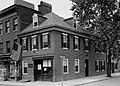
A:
22,61,28,75
75,59,80,73
74,36,80,50
63,59,69,74
41,33,50,49
95,60,99,72
13,18,18,31
102,60,105,71
0,24,3,35
61,33,69,49
43,60,52,75
6,41,10,54
85,38,90,52
0,42,3,54
33,14,38,27
31,35,38,50
22,37,28,52
6,21,10,33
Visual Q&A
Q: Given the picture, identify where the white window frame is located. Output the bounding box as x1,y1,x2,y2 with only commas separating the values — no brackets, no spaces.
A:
96,60,99,72
22,61,28,75
22,37,27,52
13,18,18,32
85,38,89,52
42,32,49,49
62,33,68,49
102,60,105,71
0,24,3,35
33,14,38,28
6,21,10,33
75,59,80,73
74,36,79,50
31,35,37,51
63,59,69,74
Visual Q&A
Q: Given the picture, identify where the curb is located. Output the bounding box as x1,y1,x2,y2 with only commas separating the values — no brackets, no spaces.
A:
73,76,120,86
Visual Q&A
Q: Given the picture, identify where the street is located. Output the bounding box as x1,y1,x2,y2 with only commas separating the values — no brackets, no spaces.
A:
78,77,120,86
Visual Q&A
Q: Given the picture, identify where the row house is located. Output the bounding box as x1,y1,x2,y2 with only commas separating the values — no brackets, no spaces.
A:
18,2,107,82
0,0,40,80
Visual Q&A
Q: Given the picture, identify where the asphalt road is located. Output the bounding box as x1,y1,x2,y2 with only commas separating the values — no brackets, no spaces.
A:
79,77,120,86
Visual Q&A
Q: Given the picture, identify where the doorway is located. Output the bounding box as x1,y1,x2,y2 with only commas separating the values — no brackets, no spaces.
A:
85,59,89,77
34,59,53,81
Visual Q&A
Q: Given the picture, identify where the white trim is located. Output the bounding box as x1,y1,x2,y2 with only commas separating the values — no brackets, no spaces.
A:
62,33,68,36
62,47,68,50
75,59,80,73
42,32,49,35
22,61,28,75
31,35,37,38
63,59,69,74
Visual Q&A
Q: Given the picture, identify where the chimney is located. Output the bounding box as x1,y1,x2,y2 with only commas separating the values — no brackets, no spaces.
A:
38,1,52,15
14,0,34,9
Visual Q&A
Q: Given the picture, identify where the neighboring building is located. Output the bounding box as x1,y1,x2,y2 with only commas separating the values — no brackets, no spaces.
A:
18,1,107,82
0,0,39,80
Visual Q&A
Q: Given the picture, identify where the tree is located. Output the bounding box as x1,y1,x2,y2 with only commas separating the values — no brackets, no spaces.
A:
71,0,120,77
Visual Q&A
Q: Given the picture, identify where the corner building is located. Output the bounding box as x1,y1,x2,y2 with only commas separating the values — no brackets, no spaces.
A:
18,2,108,82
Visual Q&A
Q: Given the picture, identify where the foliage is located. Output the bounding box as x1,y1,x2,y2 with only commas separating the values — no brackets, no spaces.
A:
71,0,120,59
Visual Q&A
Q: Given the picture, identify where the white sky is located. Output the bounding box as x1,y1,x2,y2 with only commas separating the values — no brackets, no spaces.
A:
0,0,73,19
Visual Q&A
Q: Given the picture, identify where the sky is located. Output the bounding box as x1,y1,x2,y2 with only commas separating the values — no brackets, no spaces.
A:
0,0,73,18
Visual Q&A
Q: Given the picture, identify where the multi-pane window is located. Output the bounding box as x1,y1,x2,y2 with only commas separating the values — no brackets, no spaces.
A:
61,33,69,49
0,24,3,35
0,42,3,54
6,21,10,33
85,38,90,52
74,36,80,50
75,59,80,73
6,41,10,53
95,60,99,72
13,18,18,31
102,60,105,71
31,35,38,50
42,33,50,49
33,14,38,27
22,61,28,75
43,60,52,74
63,59,69,74
22,37,28,52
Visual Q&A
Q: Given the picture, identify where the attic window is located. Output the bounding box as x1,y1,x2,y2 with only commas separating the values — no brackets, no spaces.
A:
33,14,38,27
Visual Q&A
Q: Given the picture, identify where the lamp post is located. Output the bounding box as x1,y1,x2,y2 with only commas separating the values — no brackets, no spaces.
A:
60,56,65,86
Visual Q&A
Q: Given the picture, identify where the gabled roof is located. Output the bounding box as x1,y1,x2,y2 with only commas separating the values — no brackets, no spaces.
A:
20,12,90,35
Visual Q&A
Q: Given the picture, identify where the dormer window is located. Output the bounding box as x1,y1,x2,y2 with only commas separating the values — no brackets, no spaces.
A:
33,13,38,27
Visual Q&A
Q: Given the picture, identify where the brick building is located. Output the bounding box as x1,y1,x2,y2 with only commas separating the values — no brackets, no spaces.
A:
18,1,107,82
0,0,39,80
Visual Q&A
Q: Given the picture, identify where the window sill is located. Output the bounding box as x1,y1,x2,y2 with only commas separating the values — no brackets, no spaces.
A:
23,73,28,75
62,48,68,50
63,72,69,74
32,49,37,51
22,50,27,52
5,32,10,35
74,49,79,51
96,70,99,72
75,72,79,73
85,50,89,52
42,47,49,50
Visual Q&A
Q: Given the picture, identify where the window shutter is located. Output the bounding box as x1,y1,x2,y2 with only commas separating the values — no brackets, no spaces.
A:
95,60,97,71
79,37,80,50
36,35,39,50
61,33,63,48
30,37,32,50
26,38,28,51
48,33,50,48
40,34,43,49
73,36,75,49
67,35,70,49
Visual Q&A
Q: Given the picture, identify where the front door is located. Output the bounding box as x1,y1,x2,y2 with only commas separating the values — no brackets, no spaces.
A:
34,59,53,81
34,60,42,81
85,59,89,77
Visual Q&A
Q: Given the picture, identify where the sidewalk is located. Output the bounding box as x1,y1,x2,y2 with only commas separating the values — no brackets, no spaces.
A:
0,73,120,86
